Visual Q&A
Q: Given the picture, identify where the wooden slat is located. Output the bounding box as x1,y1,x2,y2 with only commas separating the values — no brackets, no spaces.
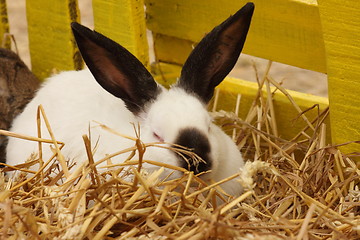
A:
153,34,192,66
0,0,10,48
145,0,326,73
318,0,360,153
92,0,149,67
153,63,331,143
26,0,82,80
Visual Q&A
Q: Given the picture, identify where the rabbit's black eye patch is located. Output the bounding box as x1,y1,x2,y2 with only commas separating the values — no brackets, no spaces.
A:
174,128,212,174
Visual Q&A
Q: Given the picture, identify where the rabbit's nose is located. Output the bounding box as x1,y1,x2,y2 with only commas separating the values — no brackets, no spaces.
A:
174,128,212,174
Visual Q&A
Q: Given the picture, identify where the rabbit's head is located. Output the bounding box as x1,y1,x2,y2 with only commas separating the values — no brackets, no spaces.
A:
71,3,254,194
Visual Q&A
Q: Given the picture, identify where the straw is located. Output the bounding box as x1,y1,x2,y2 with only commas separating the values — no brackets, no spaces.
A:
1,64,359,239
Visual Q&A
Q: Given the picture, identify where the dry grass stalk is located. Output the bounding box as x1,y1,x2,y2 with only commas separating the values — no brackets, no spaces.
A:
1,65,360,239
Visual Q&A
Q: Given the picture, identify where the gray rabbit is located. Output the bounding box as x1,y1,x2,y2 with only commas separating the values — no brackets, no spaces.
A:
0,48,40,163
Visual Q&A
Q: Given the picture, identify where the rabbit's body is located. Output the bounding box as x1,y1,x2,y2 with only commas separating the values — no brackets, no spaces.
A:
7,69,136,166
6,3,255,197
7,68,243,195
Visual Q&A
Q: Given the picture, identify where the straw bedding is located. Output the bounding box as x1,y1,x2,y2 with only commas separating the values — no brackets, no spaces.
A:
0,65,359,239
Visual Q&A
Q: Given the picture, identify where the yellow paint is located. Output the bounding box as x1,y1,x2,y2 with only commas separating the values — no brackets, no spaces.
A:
318,1,360,153
153,63,331,143
145,0,326,73
153,34,193,66
0,0,10,48
92,0,149,67
26,0,82,80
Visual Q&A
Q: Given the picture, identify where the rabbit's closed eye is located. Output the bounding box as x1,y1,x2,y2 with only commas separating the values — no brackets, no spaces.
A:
153,132,164,142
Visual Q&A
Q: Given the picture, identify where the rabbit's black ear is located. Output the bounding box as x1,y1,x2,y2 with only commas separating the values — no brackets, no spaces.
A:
176,2,254,103
71,22,161,115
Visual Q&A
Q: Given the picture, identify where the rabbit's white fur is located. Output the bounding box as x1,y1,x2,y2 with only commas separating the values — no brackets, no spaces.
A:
6,69,244,196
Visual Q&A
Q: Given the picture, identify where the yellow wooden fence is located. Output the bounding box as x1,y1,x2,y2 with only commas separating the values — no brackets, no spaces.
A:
0,0,359,153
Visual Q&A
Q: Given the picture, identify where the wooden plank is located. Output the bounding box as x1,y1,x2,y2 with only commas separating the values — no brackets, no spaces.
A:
318,0,360,153
145,0,326,73
153,34,193,66
26,0,82,80
153,63,331,143
92,0,149,67
0,0,10,48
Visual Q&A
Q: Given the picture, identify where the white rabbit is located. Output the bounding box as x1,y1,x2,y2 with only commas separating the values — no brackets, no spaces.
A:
6,3,254,196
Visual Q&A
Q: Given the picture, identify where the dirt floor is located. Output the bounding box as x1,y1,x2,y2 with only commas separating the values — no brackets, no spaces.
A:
6,0,328,97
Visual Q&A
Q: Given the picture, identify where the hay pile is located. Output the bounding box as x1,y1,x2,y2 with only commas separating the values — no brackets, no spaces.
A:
1,66,359,239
